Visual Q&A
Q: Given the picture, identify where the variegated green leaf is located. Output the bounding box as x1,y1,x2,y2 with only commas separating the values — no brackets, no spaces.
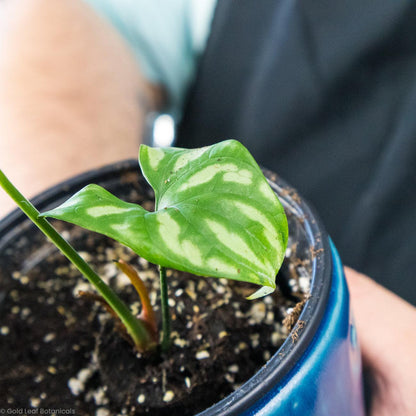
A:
41,140,288,296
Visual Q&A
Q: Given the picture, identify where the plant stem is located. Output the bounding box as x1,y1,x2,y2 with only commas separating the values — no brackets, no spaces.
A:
159,266,171,352
0,170,154,352
115,260,158,340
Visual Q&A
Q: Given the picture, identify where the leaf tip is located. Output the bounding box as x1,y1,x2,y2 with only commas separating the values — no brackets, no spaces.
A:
246,285,275,300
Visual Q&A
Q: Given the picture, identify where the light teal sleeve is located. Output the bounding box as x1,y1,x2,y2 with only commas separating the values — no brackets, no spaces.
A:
84,0,216,120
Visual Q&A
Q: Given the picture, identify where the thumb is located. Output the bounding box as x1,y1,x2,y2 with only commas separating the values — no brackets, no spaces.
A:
345,266,416,416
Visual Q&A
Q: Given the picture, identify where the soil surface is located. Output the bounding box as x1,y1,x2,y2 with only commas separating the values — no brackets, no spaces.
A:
0,174,310,415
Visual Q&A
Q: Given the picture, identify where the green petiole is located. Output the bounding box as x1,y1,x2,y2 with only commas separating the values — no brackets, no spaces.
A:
0,169,155,353
159,266,171,352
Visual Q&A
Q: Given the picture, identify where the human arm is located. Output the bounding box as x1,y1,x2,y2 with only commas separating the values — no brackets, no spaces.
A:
345,266,416,416
0,0,165,217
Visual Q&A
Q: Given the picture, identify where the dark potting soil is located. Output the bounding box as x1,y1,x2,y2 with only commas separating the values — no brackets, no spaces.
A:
0,176,311,416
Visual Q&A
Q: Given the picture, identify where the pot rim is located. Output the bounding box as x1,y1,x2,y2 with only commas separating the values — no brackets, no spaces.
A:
0,160,332,415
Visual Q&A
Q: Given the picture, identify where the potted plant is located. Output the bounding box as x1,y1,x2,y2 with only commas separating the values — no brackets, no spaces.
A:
0,140,364,415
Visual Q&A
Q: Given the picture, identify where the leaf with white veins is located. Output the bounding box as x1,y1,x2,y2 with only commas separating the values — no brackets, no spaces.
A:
41,140,288,297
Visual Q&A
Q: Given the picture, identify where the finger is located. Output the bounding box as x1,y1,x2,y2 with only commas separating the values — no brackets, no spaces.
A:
345,266,416,416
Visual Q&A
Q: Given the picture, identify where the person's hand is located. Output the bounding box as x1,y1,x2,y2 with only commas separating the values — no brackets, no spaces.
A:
345,266,416,416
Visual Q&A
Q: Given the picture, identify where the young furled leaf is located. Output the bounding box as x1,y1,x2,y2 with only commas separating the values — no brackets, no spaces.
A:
41,140,288,297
